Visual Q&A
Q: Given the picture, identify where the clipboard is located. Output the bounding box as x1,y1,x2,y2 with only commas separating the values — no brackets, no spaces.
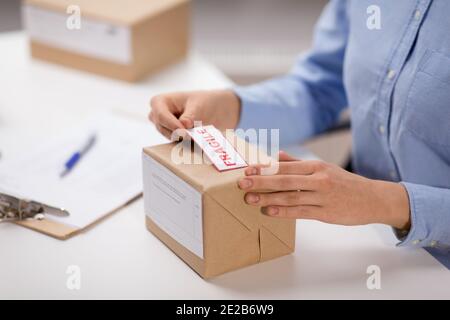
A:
10,194,141,240
0,112,166,240
0,192,141,240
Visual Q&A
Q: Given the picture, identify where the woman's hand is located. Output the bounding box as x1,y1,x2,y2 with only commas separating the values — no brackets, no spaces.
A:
238,151,411,230
149,90,241,140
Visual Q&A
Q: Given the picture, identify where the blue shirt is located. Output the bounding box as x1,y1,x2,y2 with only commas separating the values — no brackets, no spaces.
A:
234,0,450,268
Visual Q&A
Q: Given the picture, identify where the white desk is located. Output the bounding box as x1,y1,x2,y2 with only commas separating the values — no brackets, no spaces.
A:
0,32,449,300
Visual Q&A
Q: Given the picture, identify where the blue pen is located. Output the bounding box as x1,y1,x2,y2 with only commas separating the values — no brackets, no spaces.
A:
60,134,97,178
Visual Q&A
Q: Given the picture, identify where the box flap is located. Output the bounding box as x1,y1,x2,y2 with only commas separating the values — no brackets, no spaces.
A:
259,225,294,262
260,213,296,251
205,181,295,252
202,194,260,277
25,0,189,25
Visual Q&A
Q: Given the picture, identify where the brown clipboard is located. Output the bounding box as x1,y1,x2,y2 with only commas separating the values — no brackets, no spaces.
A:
14,195,141,240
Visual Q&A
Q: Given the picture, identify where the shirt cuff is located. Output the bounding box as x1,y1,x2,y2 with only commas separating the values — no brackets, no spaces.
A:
395,182,450,254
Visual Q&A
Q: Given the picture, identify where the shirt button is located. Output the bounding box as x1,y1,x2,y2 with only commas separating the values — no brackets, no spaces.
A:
412,240,421,245
387,69,396,80
430,240,438,247
414,10,421,20
378,125,385,134
389,171,397,179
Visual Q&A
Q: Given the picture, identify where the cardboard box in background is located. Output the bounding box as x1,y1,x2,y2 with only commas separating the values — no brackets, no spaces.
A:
142,135,296,278
23,0,189,82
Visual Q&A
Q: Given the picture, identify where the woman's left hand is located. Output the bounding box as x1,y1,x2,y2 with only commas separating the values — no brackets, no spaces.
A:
238,151,411,230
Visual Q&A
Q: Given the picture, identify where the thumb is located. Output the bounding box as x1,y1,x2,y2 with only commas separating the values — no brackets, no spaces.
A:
179,108,196,129
278,150,298,162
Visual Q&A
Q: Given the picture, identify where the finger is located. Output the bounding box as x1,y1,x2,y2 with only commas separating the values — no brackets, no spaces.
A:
179,109,195,129
244,163,286,176
152,110,179,140
276,161,321,175
245,164,278,176
158,110,184,132
151,98,184,131
238,175,318,191
278,150,298,161
245,166,260,176
148,110,155,123
245,161,318,176
261,205,323,219
244,150,300,176
172,128,189,140
245,190,321,206
156,124,173,140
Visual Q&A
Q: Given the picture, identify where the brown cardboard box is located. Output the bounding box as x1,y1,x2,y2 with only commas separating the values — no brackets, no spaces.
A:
142,135,296,278
23,0,189,82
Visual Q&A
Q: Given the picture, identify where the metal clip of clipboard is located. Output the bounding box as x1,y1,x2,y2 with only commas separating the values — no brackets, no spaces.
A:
0,193,70,223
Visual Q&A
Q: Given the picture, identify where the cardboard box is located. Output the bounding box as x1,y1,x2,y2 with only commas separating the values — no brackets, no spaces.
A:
142,134,296,278
23,0,189,82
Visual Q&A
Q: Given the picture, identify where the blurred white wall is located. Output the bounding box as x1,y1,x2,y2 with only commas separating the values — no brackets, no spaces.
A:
0,0,326,84
192,0,327,84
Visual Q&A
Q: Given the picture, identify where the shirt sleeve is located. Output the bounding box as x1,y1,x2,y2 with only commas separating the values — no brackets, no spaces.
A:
396,182,450,256
234,0,349,146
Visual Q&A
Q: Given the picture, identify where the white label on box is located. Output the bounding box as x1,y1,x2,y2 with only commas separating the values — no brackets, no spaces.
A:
23,5,132,65
187,125,247,171
143,153,203,259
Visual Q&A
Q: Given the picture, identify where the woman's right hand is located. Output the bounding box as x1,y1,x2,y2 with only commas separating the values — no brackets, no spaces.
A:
149,89,241,140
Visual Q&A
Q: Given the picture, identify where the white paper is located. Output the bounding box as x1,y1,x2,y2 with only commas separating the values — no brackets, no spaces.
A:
187,125,247,171
0,112,166,229
23,5,132,64
143,154,203,258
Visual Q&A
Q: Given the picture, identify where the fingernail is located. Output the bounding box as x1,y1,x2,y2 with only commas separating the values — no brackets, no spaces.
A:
246,167,258,176
261,207,278,216
238,178,252,189
245,193,259,204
